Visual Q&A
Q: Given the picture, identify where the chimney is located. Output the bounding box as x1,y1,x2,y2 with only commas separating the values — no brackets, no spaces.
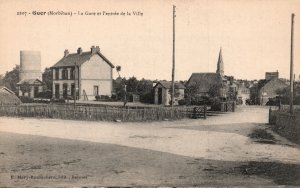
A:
64,49,69,57
77,47,82,54
96,46,100,52
91,45,100,54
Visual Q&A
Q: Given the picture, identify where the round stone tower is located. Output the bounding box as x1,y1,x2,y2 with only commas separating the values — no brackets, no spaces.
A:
19,51,42,81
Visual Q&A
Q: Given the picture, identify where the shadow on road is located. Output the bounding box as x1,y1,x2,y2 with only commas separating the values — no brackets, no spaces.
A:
236,161,300,185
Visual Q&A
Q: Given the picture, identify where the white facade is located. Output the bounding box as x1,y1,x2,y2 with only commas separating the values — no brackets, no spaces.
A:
51,47,114,100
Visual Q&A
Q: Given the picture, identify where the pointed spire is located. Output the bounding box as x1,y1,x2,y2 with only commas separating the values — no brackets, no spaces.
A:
216,47,224,77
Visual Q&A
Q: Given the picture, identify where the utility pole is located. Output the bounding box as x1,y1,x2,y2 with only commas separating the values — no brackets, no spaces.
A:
290,13,295,114
74,62,77,108
171,5,176,107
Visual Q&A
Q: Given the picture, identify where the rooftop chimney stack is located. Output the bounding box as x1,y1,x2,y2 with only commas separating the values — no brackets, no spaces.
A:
77,47,83,55
91,45,100,54
96,46,100,52
64,49,69,57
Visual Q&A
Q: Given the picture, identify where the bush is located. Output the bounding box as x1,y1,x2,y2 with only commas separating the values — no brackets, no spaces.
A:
111,94,118,101
190,96,210,106
210,97,222,111
95,95,111,101
38,91,52,99
140,92,153,104
19,96,34,103
266,98,279,106
178,99,186,105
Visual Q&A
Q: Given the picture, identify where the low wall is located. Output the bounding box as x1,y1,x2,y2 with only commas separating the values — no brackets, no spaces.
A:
269,109,300,144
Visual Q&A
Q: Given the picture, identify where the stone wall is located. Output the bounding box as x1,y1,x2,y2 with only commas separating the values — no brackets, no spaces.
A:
269,109,300,144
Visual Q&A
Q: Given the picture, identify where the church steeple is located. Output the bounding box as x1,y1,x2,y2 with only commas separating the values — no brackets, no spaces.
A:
216,47,224,77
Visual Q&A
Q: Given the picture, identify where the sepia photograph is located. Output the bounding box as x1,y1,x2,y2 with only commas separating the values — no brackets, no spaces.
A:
0,0,300,187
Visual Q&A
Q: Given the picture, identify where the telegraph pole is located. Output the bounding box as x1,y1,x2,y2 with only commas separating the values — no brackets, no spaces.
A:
290,13,295,114
74,63,77,108
171,5,176,107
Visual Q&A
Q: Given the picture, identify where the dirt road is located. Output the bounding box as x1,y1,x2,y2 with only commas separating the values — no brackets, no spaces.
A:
0,106,299,186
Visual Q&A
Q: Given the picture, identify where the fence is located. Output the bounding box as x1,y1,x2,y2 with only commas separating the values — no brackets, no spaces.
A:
269,108,300,144
220,101,236,112
279,105,300,111
0,104,205,122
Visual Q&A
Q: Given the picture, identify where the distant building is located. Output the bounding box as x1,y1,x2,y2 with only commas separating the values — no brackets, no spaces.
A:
258,78,288,105
51,46,115,100
216,48,224,77
186,73,225,97
265,71,279,80
250,72,288,105
186,48,227,98
236,81,250,105
153,81,185,105
16,51,44,98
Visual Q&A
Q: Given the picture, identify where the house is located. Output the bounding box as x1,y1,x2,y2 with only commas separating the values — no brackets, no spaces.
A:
0,86,22,105
51,46,115,100
17,79,44,98
17,51,44,98
250,72,288,105
257,78,288,105
186,48,228,99
236,81,250,105
186,73,225,97
153,81,185,105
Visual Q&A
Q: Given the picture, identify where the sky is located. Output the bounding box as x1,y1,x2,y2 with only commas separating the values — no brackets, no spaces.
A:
0,0,300,81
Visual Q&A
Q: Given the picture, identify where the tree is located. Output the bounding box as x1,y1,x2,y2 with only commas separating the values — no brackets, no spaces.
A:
19,81,31,96
208,84,220,98
42,67,52,91
2,65,20,93
185,81,200,105
116,66,121,78
126,76,138,93
276,84,300,105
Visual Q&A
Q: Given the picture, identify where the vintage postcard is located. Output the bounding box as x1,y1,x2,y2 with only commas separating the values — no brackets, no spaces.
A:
0,0,300,187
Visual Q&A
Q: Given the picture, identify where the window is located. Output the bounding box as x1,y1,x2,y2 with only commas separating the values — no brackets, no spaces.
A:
71,84,75,97
70,68,75,79
55,69,59,80
62,69,68,80
93,86,99,96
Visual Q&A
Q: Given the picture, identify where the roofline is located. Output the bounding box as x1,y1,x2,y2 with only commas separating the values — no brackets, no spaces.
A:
153,81,186,89
0,86,15,95
16,79,45,85
51,51,115,68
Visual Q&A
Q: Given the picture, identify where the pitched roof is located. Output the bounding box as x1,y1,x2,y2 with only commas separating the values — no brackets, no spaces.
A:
52,51,114,68
154,81,186,89
0,92,22,105
186,73,223,93
0,86,15,95
17,79,44,85
258,78,288,90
